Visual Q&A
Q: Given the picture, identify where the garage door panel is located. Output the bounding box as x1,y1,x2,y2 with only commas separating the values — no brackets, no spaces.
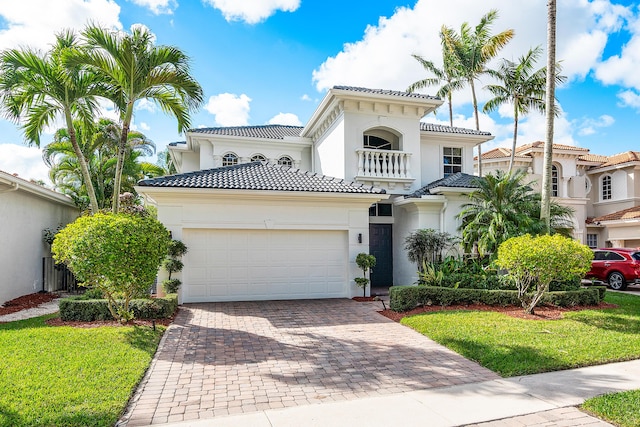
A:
182,229,348,302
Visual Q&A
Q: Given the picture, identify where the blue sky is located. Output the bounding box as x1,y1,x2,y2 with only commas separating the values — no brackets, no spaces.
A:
1,0,639,184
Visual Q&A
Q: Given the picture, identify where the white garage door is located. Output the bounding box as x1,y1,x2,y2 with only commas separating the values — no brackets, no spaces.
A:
182,229,349,302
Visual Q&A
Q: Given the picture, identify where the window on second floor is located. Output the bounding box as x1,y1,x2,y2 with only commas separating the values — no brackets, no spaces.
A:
222,152,238,167
443,147,462,177
552,165,559,197
250,154,266,162
602,175,612,200
586,234,598,249
278,156,293,167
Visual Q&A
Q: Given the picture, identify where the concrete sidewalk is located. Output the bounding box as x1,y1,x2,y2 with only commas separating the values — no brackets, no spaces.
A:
155,359,640,427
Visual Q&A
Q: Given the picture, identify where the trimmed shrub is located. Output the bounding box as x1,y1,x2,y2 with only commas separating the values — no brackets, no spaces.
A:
60,294,178,322
390,285,601,313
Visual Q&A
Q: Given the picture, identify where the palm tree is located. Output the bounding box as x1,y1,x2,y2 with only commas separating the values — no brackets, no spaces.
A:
44,117,155,209
541,0,558,233
457,169,573,257
407,53,465,127
483,46,566,172
0,30,102,213
72,24,203,213
441,10,514,176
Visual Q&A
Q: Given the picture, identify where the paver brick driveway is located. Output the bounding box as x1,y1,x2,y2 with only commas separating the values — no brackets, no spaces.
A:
120,299,499,426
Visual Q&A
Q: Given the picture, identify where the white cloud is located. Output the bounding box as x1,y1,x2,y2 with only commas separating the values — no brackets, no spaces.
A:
300,94,312,102
130,0,177,15
312,0,631,105
0,0,122,51
135,99,157,113
576,114,615,136
205,93,252,126
136,122,151,132
617,90,640,109
0,144,51,184
202,0,299,24
267,113,302,126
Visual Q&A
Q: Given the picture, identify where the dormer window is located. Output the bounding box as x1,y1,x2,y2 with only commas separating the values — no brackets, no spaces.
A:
251,154,266,162
602,175,612,200
278,156,293,167
222,152,238,167
443,147,462,177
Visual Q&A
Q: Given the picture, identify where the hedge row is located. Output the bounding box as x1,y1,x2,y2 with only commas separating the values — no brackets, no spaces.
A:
59,293,178,321
389,285,604,312
420,272,582,292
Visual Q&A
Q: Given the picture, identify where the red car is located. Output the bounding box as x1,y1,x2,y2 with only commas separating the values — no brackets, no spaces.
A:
586,248,640,290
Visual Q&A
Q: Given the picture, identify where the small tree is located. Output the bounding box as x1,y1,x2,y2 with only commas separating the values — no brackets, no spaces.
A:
163,239,188,294
52,212,171,323
404,229,457,273
496,234,593,314
355,253,376,297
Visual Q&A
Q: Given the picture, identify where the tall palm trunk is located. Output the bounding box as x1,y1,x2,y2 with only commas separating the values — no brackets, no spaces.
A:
509,107,519,173
112,104,134,213
470,79,483,177
65,110,99,213
447,93,453,127
540,0,557,233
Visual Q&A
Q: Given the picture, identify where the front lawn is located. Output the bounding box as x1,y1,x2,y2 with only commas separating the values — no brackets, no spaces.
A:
401,292,640,377
582,390,640,427
0,315,164,427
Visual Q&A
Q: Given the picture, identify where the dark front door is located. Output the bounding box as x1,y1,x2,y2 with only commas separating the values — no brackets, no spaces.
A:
369,224,393,288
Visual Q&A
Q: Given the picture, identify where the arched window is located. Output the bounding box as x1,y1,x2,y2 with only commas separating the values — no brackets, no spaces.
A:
222,152,238,167
602,175,612,200
551,165,559,197
250,154,266,162
278,156,293,167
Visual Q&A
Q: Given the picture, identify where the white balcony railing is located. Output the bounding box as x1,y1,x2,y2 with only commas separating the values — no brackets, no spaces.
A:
356,148,412,179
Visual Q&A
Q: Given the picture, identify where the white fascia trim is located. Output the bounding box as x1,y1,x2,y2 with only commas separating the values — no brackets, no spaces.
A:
135,186,390,204
0,171,75,207
422,132,495,146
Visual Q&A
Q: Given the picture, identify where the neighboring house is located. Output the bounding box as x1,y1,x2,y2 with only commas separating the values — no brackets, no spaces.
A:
0,170,78,305
136,86,494,303
479,144,640,250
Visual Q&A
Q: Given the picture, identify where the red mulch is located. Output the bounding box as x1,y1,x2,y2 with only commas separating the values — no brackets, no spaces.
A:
352,296,377,302
0,292,58,315
378,301,618,322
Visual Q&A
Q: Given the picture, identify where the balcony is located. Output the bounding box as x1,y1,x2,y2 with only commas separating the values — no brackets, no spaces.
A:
355,148,414,190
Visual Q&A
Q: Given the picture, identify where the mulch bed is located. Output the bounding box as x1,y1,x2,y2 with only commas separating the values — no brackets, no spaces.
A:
352,296,377,302
0,292,58,316
45,315,176,329
378,301,618,322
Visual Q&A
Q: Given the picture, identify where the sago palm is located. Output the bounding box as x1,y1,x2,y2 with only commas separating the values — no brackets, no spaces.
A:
0,30,102,213
72,24,203,212
483,46,566,172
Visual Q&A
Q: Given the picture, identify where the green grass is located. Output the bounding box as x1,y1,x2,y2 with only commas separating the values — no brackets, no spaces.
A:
401,292,640,377
0,314,164,427
582,390,640,427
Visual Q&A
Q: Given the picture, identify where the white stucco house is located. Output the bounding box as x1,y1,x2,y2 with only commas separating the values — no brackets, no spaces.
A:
136,86,494,303
0,170,78,304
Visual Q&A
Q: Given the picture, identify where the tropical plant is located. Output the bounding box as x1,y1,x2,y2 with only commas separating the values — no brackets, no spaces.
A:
496,234,593,314
407,53,465,127
355,253,376,297
51,212,171,323
0,30,102,213
440,9,514,176
541,0,559,233
457,169,574,257
483,46,566,172
43,117,156,210
163,239,188,294
72,24,203,213
404,229,458,272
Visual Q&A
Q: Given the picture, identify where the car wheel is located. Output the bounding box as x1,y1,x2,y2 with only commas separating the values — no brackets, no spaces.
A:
608,272,628,290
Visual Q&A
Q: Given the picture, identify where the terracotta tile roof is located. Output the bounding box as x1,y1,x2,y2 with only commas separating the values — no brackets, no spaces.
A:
515,141,589,153
333,85,439,101
579,154,609,163
599,151,640,167
593,206,640,223
479,147,530,160
189,125,304,139
138,161,386,194
420,122,492,136
407,172,481,197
